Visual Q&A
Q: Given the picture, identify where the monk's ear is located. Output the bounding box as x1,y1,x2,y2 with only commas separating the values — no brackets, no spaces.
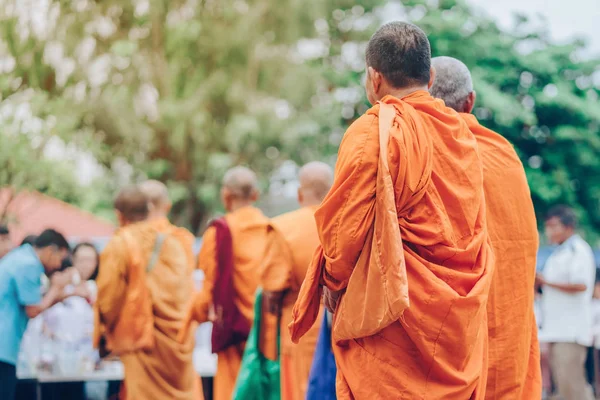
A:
427,66,436,89
464,91,476,114
368,66,382,93
297,187,304,206
221,187,232,211
115,210,127,227
249,190,259,203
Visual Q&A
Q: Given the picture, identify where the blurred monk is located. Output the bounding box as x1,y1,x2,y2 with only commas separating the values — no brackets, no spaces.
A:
261,162,333,400
94,186,199,400
139,180,196,274
430,56,542,399
180,166,269,400
290,22,495,399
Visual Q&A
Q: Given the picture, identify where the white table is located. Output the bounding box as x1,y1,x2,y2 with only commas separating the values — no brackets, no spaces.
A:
18,323,217,400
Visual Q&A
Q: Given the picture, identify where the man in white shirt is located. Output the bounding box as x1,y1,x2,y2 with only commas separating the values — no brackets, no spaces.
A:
537,205,596,400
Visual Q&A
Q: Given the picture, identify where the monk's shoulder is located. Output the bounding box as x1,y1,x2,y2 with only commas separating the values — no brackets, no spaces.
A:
225,206,269,232
162,234,187,257
271,207,313,235
341,111,378,145
173,226,195,245
101,225,144,258
102,232,126,256
474,127,522,168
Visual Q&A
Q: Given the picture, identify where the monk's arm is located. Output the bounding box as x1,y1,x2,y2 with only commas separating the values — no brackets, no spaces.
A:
315,114,378,291
96,238,128,328
260,226,292,315
190,226,218,323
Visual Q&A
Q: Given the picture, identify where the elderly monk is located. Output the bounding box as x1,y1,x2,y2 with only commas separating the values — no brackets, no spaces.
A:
430,56,542,400
290,22,495,399
260,162,333,400
95,186,198,400
180,166,269,400
139,180,196,274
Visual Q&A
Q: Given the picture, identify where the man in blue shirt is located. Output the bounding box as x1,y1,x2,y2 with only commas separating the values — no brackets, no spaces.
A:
0,229,71,400
0,225,12,260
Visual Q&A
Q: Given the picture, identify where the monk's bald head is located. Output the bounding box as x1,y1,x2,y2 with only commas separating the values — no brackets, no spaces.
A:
430,56,475,113
365,22,432,99
139,180,171,218
114,185,149,226
298,162,333,207
221,166,259,211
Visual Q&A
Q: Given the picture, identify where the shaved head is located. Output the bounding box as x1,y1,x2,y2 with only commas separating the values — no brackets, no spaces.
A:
139,180,171,218
222,166,259,200
298,162,333,206
366,22,431,89
221,166,260,212
430,56,473,112
114,185,149,224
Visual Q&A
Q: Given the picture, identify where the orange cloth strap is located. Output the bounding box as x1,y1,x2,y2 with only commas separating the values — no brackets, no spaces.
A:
332,101,410,341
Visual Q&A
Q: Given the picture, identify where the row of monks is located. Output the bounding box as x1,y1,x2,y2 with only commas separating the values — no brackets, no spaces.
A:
94,21,541,400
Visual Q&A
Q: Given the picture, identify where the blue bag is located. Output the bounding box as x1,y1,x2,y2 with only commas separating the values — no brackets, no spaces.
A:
306,310,336,400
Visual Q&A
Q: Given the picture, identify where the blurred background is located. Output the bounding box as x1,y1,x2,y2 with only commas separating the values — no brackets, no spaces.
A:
0,0,598,240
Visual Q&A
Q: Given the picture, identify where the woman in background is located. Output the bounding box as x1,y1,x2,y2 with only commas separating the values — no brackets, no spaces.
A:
19,242,101,400
46,242,100,400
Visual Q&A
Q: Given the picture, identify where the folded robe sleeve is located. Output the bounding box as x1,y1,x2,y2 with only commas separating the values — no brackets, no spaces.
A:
260,225,293,293
96,237,128,329
314,114,379,291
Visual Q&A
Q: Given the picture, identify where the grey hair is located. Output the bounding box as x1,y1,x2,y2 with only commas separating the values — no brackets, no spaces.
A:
430,56,473,112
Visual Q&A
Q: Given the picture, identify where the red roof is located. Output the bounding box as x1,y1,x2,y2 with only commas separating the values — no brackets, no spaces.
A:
0,189,115,245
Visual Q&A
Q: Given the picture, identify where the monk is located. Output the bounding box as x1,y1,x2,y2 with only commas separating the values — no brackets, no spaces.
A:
95,186,198,400
180,166,270,400
430,56,542,399
261,162,333,400
290,22,495,399
139,180,196,274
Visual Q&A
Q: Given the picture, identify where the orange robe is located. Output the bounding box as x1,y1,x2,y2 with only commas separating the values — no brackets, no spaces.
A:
96,220,199,400
152,217,196,274
290,91,495,399
462,113,542,399
261,206,324,400
182,206,269,400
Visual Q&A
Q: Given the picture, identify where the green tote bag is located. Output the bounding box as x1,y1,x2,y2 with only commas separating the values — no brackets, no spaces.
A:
233,289,280,400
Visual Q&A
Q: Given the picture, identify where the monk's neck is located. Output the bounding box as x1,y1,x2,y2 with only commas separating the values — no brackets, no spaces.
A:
300,198,322,208
228,202,254,213
149,214,169,221
382,85,428,100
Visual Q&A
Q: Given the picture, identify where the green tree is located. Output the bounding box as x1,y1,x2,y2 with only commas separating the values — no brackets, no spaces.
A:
2,0,598,238
333,0,600,239
0,0,385,232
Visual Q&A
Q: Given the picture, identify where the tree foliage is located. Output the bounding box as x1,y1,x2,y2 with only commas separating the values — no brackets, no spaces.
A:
0,0,383,232
1,0,599,238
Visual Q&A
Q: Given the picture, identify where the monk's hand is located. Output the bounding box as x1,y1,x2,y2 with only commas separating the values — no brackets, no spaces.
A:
263,291,283,316
323,287,342,313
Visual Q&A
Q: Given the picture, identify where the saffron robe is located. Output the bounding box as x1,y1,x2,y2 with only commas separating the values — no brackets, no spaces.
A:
290,92,495,399
462,113,542,399
96,221,199,400
261,206,324,400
